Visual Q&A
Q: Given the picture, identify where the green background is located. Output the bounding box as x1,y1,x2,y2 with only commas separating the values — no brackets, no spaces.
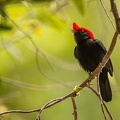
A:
0,0,120,120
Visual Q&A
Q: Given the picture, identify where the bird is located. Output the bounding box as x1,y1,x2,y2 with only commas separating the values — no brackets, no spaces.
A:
72,22,113,102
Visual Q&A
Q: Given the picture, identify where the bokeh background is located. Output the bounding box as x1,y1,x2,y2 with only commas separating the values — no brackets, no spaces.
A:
0,0,120,120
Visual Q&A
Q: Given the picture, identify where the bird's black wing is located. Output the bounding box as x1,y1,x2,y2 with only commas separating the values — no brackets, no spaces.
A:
74,46,78,59
95,39,113,76
94,39,107,52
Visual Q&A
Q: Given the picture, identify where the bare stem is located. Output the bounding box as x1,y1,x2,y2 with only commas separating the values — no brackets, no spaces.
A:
87,86,114,120
99,0,116,30
110,0,120,32
71,97,78,120
97,74,107,120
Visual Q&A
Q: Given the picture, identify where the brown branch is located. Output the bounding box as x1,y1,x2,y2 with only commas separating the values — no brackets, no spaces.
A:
71,97,78,120
97,75,107,120
87,86,114,120
35,98,65,120
110,0,120,32
0,93,74,115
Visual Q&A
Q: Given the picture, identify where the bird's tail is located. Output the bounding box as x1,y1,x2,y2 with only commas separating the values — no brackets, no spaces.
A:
99,69,112,102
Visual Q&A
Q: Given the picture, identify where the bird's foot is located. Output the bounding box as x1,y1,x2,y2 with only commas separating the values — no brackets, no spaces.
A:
73,85,82,97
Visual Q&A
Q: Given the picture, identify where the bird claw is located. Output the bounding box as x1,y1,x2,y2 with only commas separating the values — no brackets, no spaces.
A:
73,85,82,97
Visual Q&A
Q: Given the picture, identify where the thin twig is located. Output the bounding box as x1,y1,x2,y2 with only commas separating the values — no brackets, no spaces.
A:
110,0,120,32
97,74,107,120
0,92,74,116
36,98,62,120
3,12,60,84
35,48,71,87
102,101,114,120
87,86,114,120
99,0,116,30
71,97,78,120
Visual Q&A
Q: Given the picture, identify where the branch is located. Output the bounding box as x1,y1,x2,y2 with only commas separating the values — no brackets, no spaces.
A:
71,97,78,120
97,74,107,120
0,93,73,116
110,0,120,32
99,0,116,30
87,86,114,120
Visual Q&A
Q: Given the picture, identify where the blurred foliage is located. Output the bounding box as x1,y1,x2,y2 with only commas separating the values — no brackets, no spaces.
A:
0,0,120,120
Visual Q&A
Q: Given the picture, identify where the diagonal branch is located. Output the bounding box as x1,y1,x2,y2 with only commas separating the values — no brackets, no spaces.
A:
99,0,116,30
77,30,118,88
87,86,113,120
110,0,120,32
96,74,107,120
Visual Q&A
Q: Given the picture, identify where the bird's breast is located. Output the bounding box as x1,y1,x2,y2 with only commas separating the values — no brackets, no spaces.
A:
75,44,103,72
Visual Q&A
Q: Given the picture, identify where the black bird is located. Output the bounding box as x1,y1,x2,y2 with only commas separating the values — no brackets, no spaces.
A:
72,22,113,102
